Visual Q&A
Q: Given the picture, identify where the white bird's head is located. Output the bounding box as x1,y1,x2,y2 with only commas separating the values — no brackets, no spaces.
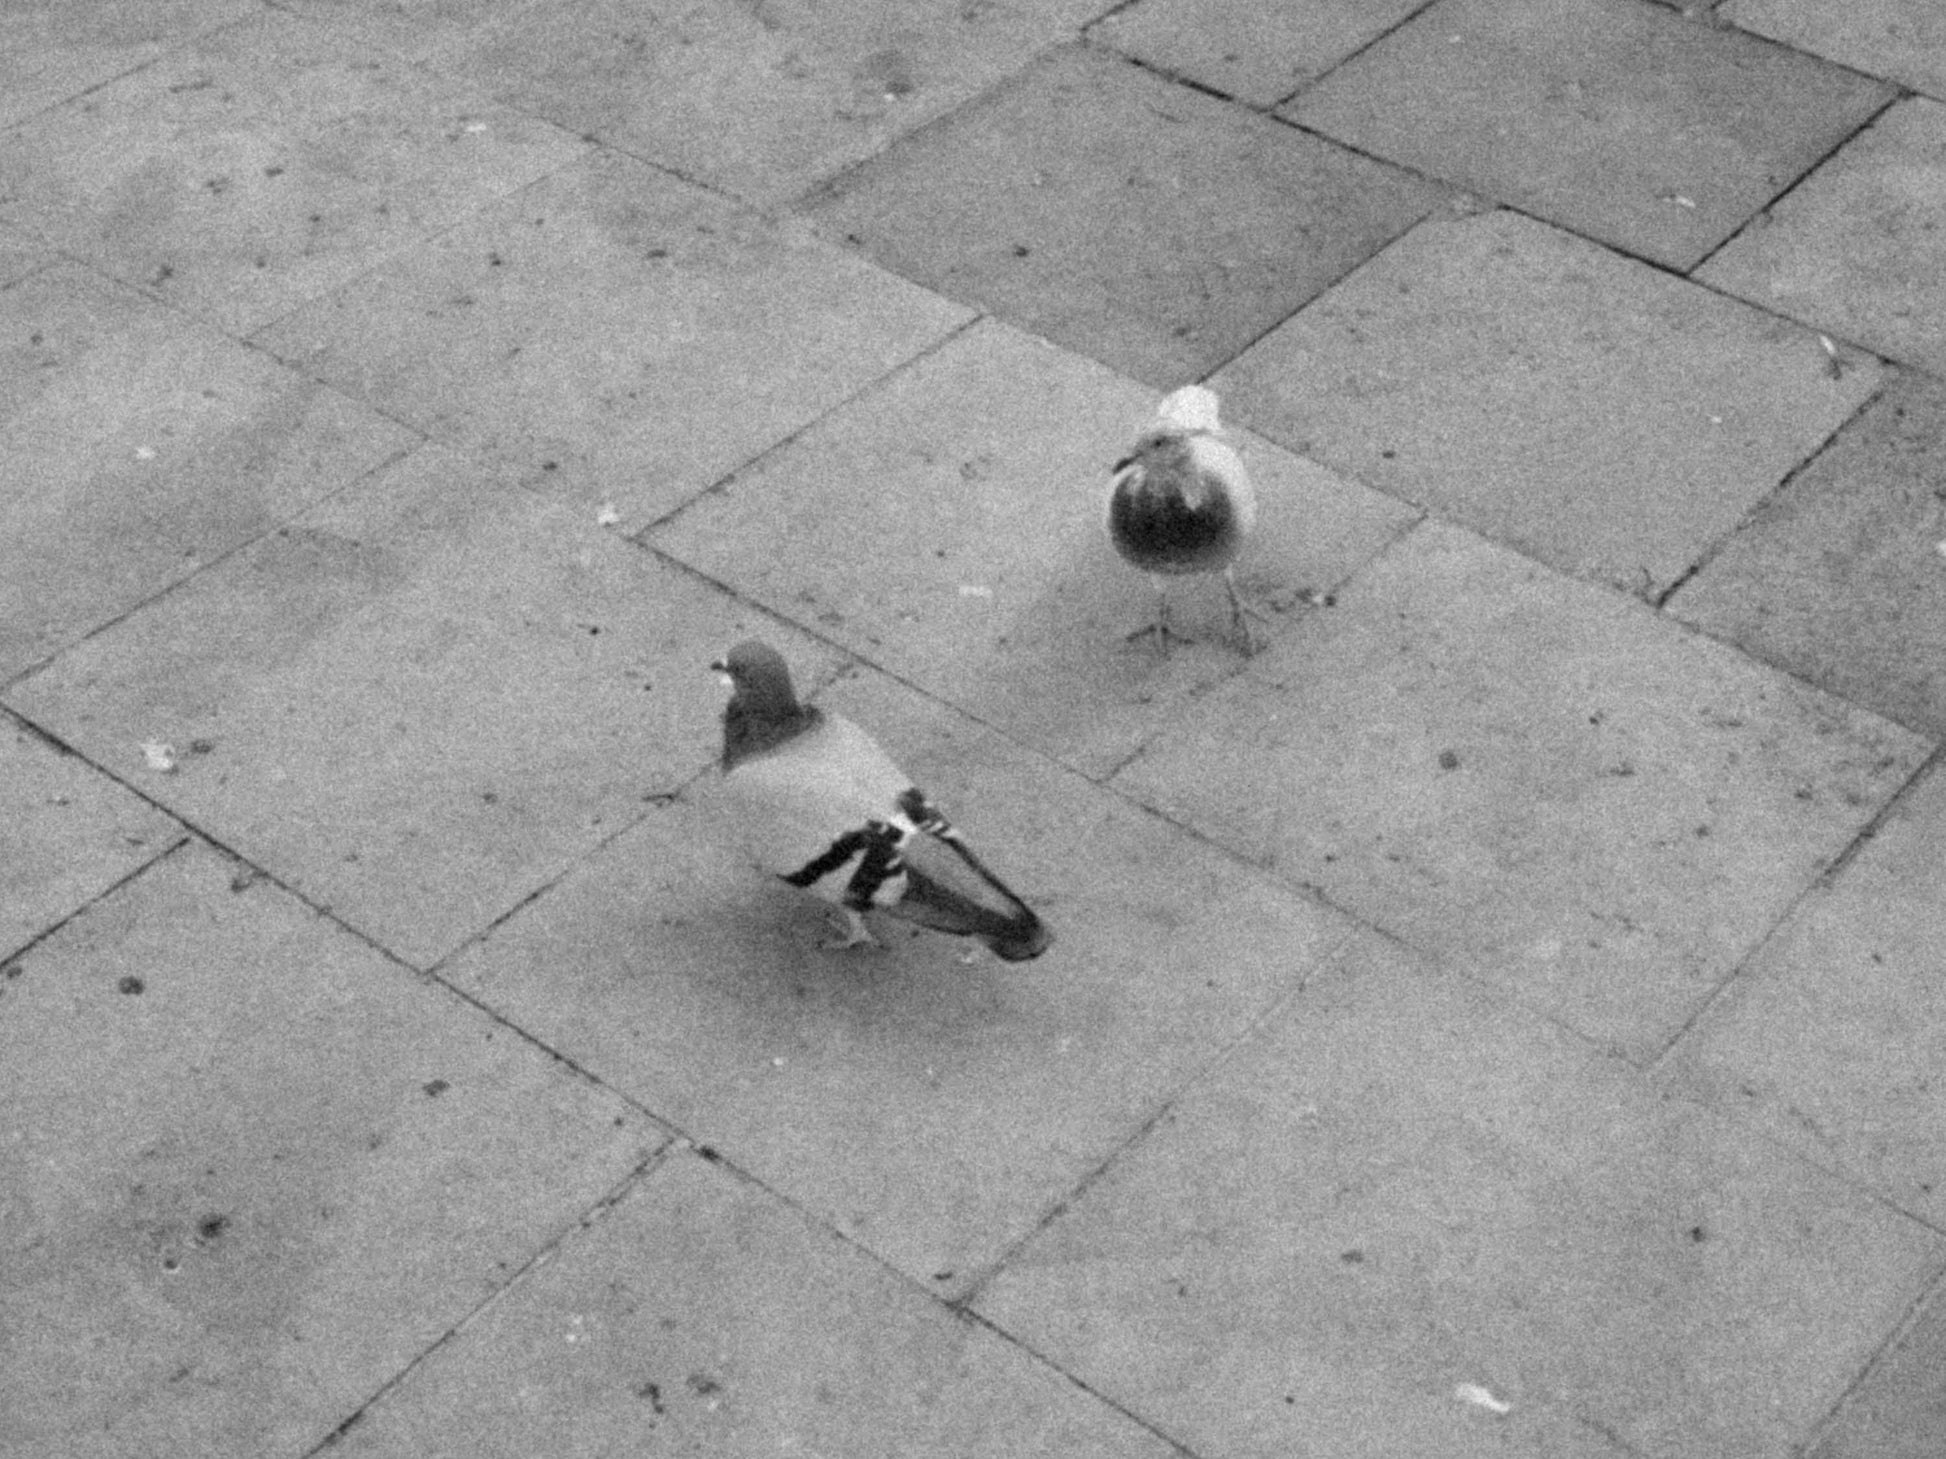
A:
1154,383,1223,436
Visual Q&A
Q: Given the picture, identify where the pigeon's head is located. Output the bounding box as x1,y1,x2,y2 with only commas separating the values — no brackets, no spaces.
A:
711,640,800,716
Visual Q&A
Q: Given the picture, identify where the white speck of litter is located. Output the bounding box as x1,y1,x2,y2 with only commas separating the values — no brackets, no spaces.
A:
1671,195,1696,209
958,584,992,598
1709,415,1723,425
140,741,177,773
135,445,157,461
464,120,488,133
1454,1383,1511,1415
596,503,621,527
1935,540,1946,560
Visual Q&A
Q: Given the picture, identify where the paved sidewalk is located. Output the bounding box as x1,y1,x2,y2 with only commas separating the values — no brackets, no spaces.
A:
4,1,1946,1455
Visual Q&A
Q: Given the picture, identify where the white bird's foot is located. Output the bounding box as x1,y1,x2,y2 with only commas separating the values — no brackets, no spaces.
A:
823,908,882,951
1224,570,1271,656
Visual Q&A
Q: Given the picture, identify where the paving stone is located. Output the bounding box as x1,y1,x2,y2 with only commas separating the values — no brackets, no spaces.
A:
1660,762,1946,1227
0,10,591,337
648,319,1417,778
976,929,1945,1459
1111,520,1931,1060
1808,1271,1946,1459
3,442,779,970
1667,371,1946,739
0,841,663,1459
1284,0,1894,271
1724,0,1946,104
254,149,970,525
802,43,1445,389
0,723,183,963
0,0,254,130
325,1149,1181,1459
0,225,47,285
445,663,1356,1297
274,0,549,60
1216,210,1882,597
1699,98,1946,375
0,265,419,683
1087,0,1430,107
431,0,1098,208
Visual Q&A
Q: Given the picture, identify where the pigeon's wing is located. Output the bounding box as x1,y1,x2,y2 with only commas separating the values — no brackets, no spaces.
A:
883,791,1052,962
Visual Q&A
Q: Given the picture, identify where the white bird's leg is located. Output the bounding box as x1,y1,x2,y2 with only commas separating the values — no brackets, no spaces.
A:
1223,568,1269,656
1125,580,1183,651
823,907,882,951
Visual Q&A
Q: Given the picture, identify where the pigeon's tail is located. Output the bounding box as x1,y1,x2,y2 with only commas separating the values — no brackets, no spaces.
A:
890,789,1052,961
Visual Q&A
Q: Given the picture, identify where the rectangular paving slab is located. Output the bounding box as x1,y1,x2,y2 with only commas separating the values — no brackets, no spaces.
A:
1284,0,1896,271
0,841,663,1459
0,0,254,129
0,8,592,336
975,928,1945,1459
1724,0,1946,110
1216,209,1883,598
3,442,785,970
323,1149,1182,1459
1111,519,1932,1060
445,661,1358,1299
1699,97,1946,376
1659,759,1946,1228
648,318,1418,779
1807,1269,1946,1459
801,42,1446,388
1667,370,1946,739
0,264,420,683
254,148,970,525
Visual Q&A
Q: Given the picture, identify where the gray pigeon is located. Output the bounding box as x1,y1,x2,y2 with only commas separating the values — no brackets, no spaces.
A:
1108,383,1260,654
712,641,1051,961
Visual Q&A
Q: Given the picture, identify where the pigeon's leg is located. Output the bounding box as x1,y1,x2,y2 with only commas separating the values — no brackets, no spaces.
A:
1222,568,1271,656
823,906,882,951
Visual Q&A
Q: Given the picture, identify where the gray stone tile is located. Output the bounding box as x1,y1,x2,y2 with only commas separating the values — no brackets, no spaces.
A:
0,0,254,129
432,0,1098,208
802,43,1445,389
648,319,1418,778
0,224,48,286
0,265,419,683
1284,0,1895,271
975,930,1944,1459
1808,1272,1946,1459
1111,520,1931,1060
1090,0,1431,107
0,9,589,337
0,722,183,962
1699,98,1946,375
4,443,773,970
326,1149,1182,1459
1660,761,1946,1227
274,0,550,60
445,662,1357,1296
1724,0,1946,104
0,841,663,1459
254,150,971,524
1216,210,1883,597
1667,371,1946,739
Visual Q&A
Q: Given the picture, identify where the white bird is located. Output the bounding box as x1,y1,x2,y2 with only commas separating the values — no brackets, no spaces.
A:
711,641,1052,962
1107,383,1261,654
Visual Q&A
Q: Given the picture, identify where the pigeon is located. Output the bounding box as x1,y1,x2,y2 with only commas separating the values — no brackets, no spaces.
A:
1107,383,1261,654
711,641,1052,962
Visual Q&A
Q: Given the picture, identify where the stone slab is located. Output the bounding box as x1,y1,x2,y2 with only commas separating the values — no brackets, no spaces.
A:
1216,209,1883,597
253,149,971,525
1284,0,1896,270
0,8,591,336
1088,0,1430,107
1111,519,1931,1060
0,264,420,682
1808,1271,1946,1459
3,443,784,970
647,319,1418,778
975,929,1945,1459
0,722,184,963
433,0,1096,207
325,1149,1182,1459
0,841,664,1459
1667,370,1946,739
1660,761,1946,1227
802,43,1445,389
1724,0,1946,104
0,0,254,130
1699,97,1946,375
445,663,1356,1297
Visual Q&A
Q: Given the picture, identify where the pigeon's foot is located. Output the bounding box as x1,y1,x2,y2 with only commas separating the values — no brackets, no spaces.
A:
823,907,883,951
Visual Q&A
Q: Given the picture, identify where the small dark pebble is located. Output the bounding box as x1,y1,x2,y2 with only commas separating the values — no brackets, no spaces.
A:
1437,749,1460,770
118,975,145,995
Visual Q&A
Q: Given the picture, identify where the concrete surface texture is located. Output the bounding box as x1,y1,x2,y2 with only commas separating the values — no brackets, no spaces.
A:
2,1,1944,1456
